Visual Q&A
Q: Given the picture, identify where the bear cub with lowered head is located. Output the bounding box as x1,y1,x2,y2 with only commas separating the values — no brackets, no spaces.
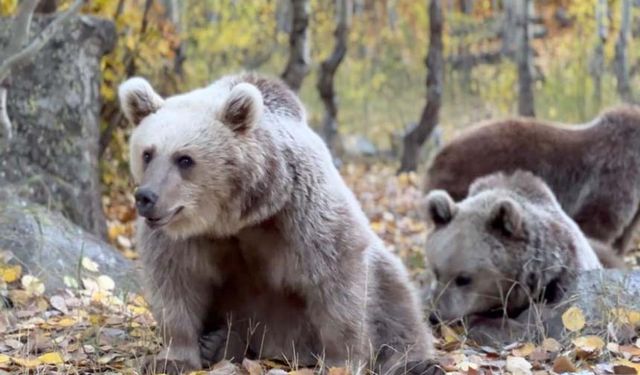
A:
424,171,601,342
119,73,435,374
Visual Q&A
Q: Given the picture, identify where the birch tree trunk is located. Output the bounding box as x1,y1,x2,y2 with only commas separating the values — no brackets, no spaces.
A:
318,0,351,156
281,0,311,92
517,0,535,117
591,0,607,106
614,0,634,103
398,0,444,173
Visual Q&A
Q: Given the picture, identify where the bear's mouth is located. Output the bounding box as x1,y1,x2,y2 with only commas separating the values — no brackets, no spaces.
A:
146,206,184,229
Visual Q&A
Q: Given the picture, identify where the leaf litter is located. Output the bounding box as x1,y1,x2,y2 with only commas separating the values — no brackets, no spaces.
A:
0,163,638,374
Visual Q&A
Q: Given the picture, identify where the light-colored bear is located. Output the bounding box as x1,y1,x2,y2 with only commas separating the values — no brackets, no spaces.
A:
424,171,601,342
118,73,437,374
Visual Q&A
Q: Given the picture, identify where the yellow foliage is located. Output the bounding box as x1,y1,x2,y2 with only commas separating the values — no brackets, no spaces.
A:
37,352,64,365
0,264,21,283
562,306,586,332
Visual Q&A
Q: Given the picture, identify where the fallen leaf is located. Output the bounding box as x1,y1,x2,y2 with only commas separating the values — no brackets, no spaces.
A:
506,356,532,375
562,306,586,332
1,264,21,283
620,345,640,356
289,370,314,375
12,357,41,368
63,275,79,289
615,360,640,374
573,336,605,361
37,352,63,365
82,257,100,272
243,358,263,375
49,295,69,314
542,338,562,352
21,275,45,296
611,308,640,327
0,354,9,364
328,368,350,375
97,275,115,291
552,356,577,373
613,365,638,375
512,342,536,357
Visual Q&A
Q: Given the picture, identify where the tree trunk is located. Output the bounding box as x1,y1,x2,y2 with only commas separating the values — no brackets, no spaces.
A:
614,0,634,103
591,0,607,106
517,0,535,117
398,0,444,173
281,0,311,92
163,0,186,76
318,0,351,156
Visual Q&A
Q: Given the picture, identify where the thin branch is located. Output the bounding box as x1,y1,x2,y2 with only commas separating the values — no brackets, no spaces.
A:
0,0,85,82
0,87,12,140
5,0,40,58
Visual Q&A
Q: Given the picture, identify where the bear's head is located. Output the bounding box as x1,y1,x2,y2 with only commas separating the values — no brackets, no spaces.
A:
424,171,584,324
119,77,271,239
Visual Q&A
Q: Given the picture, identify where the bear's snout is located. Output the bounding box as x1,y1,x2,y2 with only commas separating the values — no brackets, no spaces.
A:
135,187,158,218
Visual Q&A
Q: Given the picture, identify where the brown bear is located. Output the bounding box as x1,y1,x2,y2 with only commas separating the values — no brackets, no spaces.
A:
118,73,437,375
424,171,602,343
425,106,640,258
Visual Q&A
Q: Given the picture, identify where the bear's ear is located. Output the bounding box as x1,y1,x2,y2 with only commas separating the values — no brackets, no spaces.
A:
489,198,523,238
118,77,164,125
425,190,457,226
221,83,264,132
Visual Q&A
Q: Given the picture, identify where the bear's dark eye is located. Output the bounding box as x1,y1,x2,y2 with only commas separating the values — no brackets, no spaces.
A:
454,275,472,287
176,155,195,170
142,150,153,164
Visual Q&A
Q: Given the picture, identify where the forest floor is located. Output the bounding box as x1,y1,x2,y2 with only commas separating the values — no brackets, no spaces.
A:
1,163,639,374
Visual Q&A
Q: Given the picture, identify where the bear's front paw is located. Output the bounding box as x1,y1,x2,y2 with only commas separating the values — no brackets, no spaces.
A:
142,356,199,375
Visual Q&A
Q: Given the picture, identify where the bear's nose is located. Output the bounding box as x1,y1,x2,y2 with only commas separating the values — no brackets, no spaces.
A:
135,188,158,218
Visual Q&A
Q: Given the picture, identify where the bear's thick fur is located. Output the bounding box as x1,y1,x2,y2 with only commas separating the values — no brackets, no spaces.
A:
119,73,435,374
424,171,601,341
425,106,640,257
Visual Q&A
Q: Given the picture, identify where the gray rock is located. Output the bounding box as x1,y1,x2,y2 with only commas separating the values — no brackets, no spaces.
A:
0,15,116,238
0,195,140,295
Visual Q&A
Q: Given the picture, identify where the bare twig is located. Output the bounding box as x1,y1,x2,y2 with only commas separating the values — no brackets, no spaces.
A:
0,0,84,83
0,86,11,140
4,0,40,57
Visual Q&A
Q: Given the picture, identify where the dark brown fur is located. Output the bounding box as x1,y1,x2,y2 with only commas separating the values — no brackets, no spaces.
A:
425,106,640,258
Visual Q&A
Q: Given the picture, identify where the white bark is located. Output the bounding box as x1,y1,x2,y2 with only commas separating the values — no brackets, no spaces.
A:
614,0,634,103
0,87,11,140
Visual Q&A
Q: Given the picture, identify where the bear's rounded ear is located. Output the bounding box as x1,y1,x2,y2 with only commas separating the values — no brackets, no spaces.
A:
221,83,264,132
425,190,457,226
118,77,164,125
489,198,523,238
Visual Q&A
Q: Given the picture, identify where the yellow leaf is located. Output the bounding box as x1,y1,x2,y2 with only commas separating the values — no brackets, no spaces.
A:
56,316,77,327
37,352,63,365
512,342,536,357
81,257,100,272
611,308,640,327
0,354,9,364
542,338,562,352
440,324,460,344
12,357,41,368
562,306,585,332
1,264,21,283
573,335,605,352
